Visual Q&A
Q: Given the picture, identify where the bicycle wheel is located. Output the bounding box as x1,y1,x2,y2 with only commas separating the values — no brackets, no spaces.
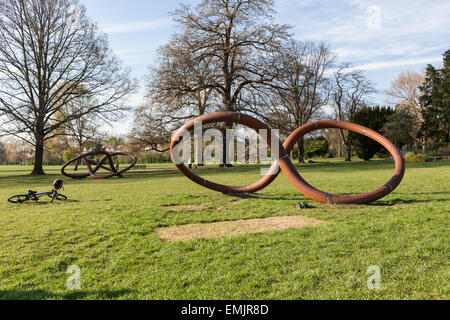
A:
48,193,67,201
8,195,29,204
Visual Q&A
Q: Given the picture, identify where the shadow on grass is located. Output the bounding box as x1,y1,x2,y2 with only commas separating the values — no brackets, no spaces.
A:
0,289,132,300
368,198,449,206
224,192,448,206
402,191,450,196
7,199,80,206
223,193,305,202
88,199,114,203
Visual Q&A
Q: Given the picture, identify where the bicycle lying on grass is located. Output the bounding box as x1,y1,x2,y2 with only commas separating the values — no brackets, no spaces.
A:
8,179,67,204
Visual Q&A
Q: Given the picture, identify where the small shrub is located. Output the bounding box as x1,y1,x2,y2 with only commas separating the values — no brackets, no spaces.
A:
414,154,425,163
405,151,416,158
406,153,425,163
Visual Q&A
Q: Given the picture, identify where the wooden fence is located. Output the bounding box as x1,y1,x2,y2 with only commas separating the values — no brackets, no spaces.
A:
425,156,450,162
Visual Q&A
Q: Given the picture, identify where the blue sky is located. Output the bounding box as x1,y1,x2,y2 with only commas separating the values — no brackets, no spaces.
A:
81,0,450,134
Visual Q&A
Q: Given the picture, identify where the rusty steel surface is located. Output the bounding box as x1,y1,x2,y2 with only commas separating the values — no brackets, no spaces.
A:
170,112,283,193
61,151,137,180
281,120,405,204
170,112,406,205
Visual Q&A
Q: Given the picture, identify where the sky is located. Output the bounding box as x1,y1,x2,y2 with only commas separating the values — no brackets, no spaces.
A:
81,0,450,135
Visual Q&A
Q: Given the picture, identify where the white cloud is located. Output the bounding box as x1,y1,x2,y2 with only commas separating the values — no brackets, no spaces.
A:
276,0,449,66
350,56,443,72
334,44,445,62
102,19,172,34
273,0,448,104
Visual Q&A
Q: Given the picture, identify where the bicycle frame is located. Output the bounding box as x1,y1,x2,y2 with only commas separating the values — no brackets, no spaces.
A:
36,192,51,198
8,179,67,204
9,190,67,204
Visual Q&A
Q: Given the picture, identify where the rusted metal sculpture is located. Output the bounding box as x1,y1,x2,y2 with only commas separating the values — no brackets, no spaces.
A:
61,151,137,179
170,111,405,205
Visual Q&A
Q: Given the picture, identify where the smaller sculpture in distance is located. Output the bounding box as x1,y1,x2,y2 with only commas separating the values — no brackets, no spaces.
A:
61,151,137,179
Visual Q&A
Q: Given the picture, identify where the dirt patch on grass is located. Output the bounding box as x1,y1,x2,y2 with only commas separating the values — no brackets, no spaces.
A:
161,204,206,211
156,216,326,242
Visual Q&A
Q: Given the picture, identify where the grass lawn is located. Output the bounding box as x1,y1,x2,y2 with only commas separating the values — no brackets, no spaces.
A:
0,160,448,300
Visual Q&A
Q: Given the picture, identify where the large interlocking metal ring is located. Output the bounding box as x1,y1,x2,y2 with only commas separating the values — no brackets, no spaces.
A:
170,112,405,204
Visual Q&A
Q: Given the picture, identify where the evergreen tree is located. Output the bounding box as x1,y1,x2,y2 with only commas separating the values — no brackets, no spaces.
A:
349,106,394,160
419,50,450,148
382,110,417,148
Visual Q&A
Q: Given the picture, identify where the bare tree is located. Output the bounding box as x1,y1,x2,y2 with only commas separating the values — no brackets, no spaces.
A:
5,138,32,164
332,65,375,161
131,30,222,162
56,91,104,152
0,0,136,175
135,35,219,154
386,70,426,151
129,104,173,153
253,40,335,162
148,38,219,122
55,97,105,170
173,0,289,110
386,70,425,118
60,115,103,152
166,0,290,166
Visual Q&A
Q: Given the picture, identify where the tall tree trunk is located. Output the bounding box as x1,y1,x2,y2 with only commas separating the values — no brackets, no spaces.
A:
340,129,352,162
298,138,305,163
345,141,352,162
220,122,234,167
32,132,45,175
75,144,83,171
220,87,233,167
422,137,426,154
